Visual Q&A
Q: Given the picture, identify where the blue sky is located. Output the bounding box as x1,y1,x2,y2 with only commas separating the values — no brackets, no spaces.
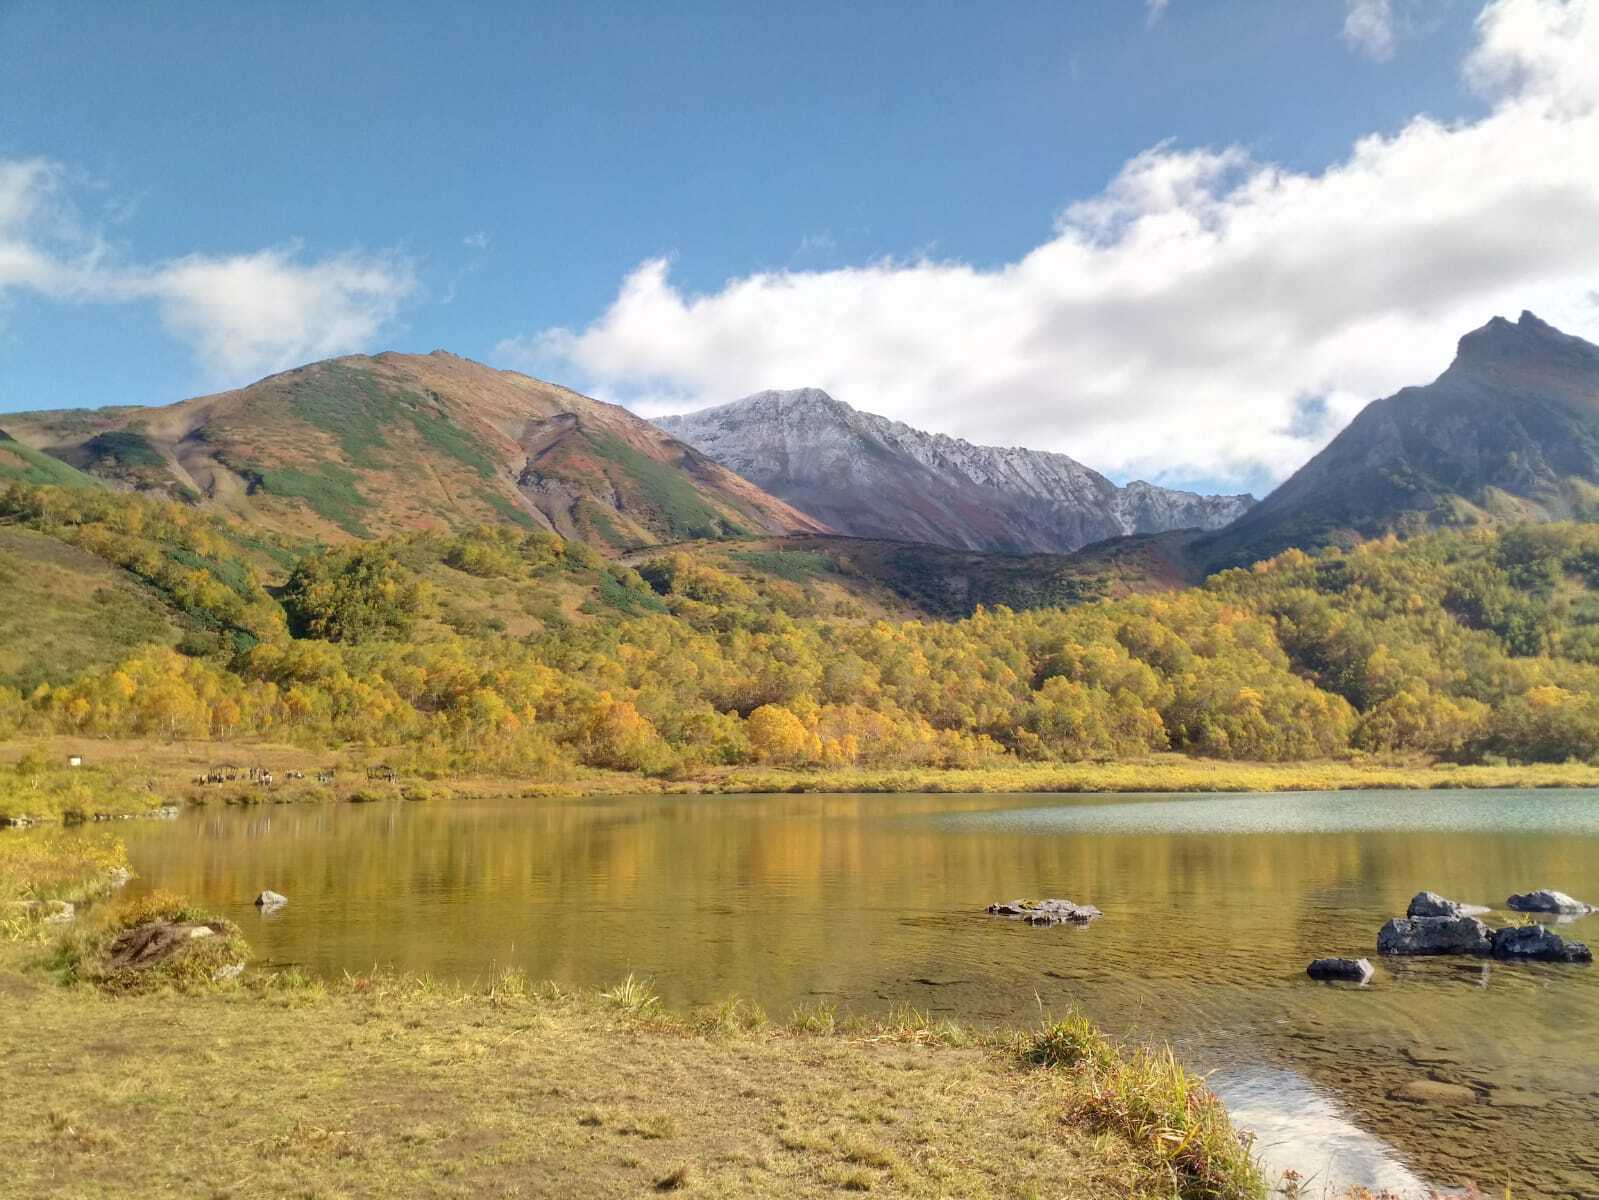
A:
3,0,1597,493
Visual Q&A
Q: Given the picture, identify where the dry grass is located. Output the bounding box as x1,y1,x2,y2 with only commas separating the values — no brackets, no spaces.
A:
0,954,1222,1200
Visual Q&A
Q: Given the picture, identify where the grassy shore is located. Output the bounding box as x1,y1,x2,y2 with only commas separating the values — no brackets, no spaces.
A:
5,737,1598,824
0,825,1270,1199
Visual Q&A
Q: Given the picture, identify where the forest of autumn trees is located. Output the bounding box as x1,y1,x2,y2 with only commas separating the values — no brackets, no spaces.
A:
3,480,1599,776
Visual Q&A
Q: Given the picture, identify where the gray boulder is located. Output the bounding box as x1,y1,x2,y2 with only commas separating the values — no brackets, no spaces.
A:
1506,889,1594,915
1407,891,1490,918
1491,924,1593,963
1307,957,1374,983
254,889,287,910
987,898,1102,925
1377,915,1493,956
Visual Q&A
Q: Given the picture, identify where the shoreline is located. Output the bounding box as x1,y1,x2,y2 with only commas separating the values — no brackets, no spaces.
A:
5,737,1599,825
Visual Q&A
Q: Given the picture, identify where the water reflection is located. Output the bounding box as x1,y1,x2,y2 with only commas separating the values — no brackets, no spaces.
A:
111,789,1599,1198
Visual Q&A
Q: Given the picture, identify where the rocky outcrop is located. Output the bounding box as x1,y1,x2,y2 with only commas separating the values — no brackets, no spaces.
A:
1377,916,1494,956
105,920,228,970
1307,957,1374,983
255,890,287,910
1490,925,1593,963
657,389,1254,554
1407,892,1490,918
986,899,1103,925
1507,889,1594,915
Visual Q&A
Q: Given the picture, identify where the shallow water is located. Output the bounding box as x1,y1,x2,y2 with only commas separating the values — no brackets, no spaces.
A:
112,788,1599,1197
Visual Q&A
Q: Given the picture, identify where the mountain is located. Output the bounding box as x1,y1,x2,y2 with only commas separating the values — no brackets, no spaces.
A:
654,389,1254,554
1195,311,1599,572
1,353,828,549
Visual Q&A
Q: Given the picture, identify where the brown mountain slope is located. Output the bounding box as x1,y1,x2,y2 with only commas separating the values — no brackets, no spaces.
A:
2,352,829,549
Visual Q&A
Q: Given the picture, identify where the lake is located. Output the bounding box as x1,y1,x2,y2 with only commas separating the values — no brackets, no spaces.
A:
113,788,1599,1198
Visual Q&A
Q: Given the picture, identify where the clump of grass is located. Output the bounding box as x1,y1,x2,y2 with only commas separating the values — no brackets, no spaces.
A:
788,998,838,1035
600,973,662,1017
1024,1011,1117,1071
692,995,768,1036
1023,1014,1265,1200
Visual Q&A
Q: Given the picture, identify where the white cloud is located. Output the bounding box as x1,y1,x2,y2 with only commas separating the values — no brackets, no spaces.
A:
0,160,417,382
1146,0,1171,29
504,0,1599,492
463,231,491,250
148,249,416,379
1343,0,1397,60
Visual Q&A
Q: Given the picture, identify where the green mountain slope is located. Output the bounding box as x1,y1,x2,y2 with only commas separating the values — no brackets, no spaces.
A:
1,354,829,550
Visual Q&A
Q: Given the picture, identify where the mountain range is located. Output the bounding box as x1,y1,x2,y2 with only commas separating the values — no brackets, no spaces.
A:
3,311,1598,612
655,389,1255,554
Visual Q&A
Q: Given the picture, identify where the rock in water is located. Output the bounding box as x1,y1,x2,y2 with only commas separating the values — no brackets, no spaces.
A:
1491,924,1593,963
1406,891,1490,918
255,890,287,909
1388,1080,1478,1106
1377,916,1493,956
1307,957,1374,983
986,899,1102,925
1506,889,1594,915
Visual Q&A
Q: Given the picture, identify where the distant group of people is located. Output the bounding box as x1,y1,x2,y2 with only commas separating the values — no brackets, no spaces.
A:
191,765,333,788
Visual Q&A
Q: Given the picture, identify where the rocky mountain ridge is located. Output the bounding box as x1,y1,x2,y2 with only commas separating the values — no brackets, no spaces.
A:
656,388,1254,554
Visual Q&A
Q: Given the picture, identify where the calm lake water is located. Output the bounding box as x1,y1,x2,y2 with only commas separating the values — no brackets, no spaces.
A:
113,788,1599,1198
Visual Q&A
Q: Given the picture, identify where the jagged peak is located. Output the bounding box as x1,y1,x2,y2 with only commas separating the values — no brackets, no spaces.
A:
1451,310,1599,373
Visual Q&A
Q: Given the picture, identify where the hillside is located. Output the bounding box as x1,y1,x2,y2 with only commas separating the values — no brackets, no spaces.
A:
4,471,1598,774
1,354,828,550
655,389,1253,554
1195,312,1599,571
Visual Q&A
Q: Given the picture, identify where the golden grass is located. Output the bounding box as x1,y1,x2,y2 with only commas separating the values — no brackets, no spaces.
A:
0,950,1264,1200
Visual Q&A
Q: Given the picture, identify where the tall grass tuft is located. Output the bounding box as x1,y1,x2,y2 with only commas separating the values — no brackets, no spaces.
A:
1024,1015,1266,1200
600,974,662,1016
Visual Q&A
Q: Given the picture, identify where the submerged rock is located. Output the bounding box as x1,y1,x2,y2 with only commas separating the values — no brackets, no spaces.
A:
1377,916,1493,956
1307,957,1374,983
986,898,1102,925
1388,1079,1478,1105
1507,889,1594,915
255,890,288,910
1490,924,1593,963
1406,891,1490,918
